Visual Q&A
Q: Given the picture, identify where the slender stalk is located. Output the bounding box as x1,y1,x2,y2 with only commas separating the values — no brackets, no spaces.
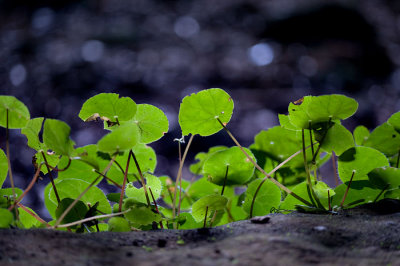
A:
54,176,101,227
340,170,356,208
17,203,51,228
216,118,312,206
149,187,163,229
172,134,195,220
309,122,315,157
131,150,151,206
178,141,183,219
93,169,122,189
221,165,229,196
209,210,218,228
9,163,43,211
249,178,266,218
53,209,131,229
328,190,331,211
373,184,390,203
203,206,209,228
331,152,339,186
41,151,61,203
119,150,132,212
47,158,72,172
5,109,16,215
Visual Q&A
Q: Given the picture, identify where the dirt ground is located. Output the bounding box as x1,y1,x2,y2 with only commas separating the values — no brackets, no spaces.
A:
1,202,400,266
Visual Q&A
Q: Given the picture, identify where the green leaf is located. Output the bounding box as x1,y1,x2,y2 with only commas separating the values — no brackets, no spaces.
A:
191,194,228,222
319,123,354,156
57,156,100,185
18,206,41,228
123,199,161,225
43,119,75,156
179,88,234,136
243,179,281,217
388,111,400,133
368,167,400,190
364,123,400,157
106,143,156,185
278,114,299,131
187,177,234,201
313,181,335,199
189,146,227,175
34,151,60,175
0,208,13,228
353,126,370,146
108,217,131,232
44,178,111,219
0,95,30,129
203,147,255,186
55,198,88,226
132,104,169,144
288,95,357,129
0,149,8,188
331,180,379,207
177,213,203,229
0,188,23,200
79,93,137,123
125,173,162,204
21,117,45,151
97,122,140,153
280,181,314,210
160,176,191,210
338,147,389,183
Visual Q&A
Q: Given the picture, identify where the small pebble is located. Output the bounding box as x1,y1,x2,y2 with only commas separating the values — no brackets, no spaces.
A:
313,225,327,231
250,215,270,224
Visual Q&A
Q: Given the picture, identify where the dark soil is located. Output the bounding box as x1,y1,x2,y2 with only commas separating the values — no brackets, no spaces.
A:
1,203,400,265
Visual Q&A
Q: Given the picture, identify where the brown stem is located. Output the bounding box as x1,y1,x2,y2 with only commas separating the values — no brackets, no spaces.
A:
93,169,122,189
250,178,266,218
41,151,60,203
203,206,209,228
373,184,390,203
340,170,356,208
220,165,229,196
328,190,331,211
119,150,132,212
47,158,72,172
149,187,163,229
131,150,151,206
17,203,51,228
209,210,218,228
216,118,312,206
9,163,43,211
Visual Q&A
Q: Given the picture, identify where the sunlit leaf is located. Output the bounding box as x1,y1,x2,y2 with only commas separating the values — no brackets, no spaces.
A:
97,122,140,153
18,206,42,228
388,111,400,133
21,117,45,151
203,146,255,186
123,199,161,225
191,194,228,222
79,93,137,123
125,174,162,204
0,208,13,228
243,179,281,217
338,147,389,183
179,88,234,136
189,146,227,175
43,119,75,156
0,149,8,188
318,123,354,156
0,95,30,129
368,167,400,190
108,217,131,232
364,123,400,157
331,180,379,207
187,177,234,201
353,125,370,146
280,181,315,210
160,176,191,210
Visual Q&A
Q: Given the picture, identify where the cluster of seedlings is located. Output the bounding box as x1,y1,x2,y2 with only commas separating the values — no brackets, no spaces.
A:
1,89,400,232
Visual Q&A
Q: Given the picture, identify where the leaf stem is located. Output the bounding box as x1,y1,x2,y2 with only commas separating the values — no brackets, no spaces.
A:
340,170,356,208
203,206,209,228
172,134,194,221
5,109,17,217
53,209,131,229
119,150,132,212
221,165,229,196
130,150,151,207
216,118,311,206
47,158,72,172
149,187,163,229
373,184,390,203
17,203,51,228
41,151,60,203
93,169,122,189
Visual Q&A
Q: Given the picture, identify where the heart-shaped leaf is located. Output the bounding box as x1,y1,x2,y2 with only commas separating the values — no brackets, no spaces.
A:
21,117,45,151
243,179,281,217
189,146,227,175
191,194,228,222
97,122,140,153
43,119,75,156
125,174,162,204
318,123,354,156
364,123,400,157
179,88,234,136
353,125,370,146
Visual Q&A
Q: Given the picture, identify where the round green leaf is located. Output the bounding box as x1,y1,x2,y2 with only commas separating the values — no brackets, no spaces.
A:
288,95,357,129
177,213,203,229
0,95,30,129
364,123,400,157
97,122,140,153
44,178,111,219
0,149,8,188
125,173,162,204
0,208,13,228
191,194,228,222
338,146,389,183
278,114,298,131
388,111,400,133
132,104,169,144
203,146,255,186
34,150,60,175
18,206,41,228
189,146,227,175
353,125,370,146
187,177,234,201
123,199,161,225
331,180,379,207
79,93,137,123
368,167,400,190
43,119,75,156
55,198,88,226
243,179,281,217
280,181,317,210
108,217,131,232
21,117,45,151
57,156,100,185
313,181,335,199
179,88,234,136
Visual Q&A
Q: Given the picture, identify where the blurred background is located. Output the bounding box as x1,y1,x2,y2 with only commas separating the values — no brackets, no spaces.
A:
1,0,400,218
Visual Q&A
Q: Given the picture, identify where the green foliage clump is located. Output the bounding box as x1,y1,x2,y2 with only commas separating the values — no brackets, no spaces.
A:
0,89,399,232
